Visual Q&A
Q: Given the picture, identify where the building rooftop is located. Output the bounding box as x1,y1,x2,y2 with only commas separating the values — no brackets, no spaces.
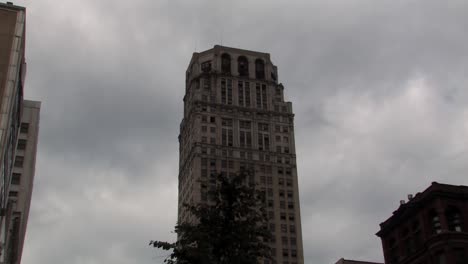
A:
376,182,468,236
334,258,383,264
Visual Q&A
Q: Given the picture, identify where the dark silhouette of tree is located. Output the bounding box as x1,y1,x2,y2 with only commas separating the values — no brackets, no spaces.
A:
150,171,272,264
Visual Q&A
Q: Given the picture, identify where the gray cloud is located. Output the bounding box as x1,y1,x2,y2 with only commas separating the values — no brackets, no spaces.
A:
12,0,468,263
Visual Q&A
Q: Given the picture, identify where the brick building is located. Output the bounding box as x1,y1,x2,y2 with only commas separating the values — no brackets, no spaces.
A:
376,182,468,264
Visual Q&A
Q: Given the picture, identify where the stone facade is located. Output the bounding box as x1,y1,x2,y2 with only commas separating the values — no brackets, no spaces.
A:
178,45,304,264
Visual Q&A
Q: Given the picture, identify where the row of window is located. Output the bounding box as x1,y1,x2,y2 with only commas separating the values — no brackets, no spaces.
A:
268,211,296,222
198,104,293,124
199,146,294,168
219,54,271,80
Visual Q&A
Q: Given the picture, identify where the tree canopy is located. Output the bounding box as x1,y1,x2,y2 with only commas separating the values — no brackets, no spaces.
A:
150,171,272,264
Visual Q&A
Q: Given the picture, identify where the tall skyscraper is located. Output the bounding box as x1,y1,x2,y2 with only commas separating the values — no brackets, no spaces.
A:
178,45,304,263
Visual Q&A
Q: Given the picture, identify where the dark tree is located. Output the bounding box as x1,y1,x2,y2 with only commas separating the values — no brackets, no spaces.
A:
150,172,272,264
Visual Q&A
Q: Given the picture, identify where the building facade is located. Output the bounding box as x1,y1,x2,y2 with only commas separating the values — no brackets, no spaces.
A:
376,182,468,264
178,45,304,264
0,2,26,262
5,100,39,264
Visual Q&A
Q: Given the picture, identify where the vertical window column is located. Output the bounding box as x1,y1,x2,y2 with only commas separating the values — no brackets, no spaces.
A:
239,121,252,148
256,83,268,109
238,81,251,107
221,78,233,105
222,118,233,147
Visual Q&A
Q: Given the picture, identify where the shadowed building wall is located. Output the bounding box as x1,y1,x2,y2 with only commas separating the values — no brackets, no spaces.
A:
377,182,468,264
0,2,25,261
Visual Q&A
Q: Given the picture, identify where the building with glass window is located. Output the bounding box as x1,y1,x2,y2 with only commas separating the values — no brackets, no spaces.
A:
0,2,26,262
376,182,468,264
178,45,304,264
0,3,40,263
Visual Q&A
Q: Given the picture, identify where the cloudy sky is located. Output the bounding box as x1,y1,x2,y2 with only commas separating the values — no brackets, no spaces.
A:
10,0,468,263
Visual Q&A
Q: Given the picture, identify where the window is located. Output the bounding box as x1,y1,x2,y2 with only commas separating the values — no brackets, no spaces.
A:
9,191,18,197
290,237,296,246
280,201,285,209
282,249,289,257
17,139,26,150
255,59,265,79
278,178,284,186
280,213,286,220
221,53,231,73
281,224,287,232
20,123,29,134
221,78,233,105
238,81,251,107
291,250,297,258
239,121,252,148
289,225,296,234
279,190,285,198
201,61,212,72
203,77,211,90
446,207,463,232
14,156,24,167
238,56,249,77
222,119,233,146
256,83,268,109
430,210,442,234
11,173,20,185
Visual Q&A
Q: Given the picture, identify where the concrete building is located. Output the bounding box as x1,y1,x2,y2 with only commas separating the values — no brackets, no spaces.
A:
5,100,39,264
0,2,26,262
178,45,304,263
334,258,383,264
376,182,468,264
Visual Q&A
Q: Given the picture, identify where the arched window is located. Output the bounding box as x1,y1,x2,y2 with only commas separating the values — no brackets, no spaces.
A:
446,207,463,232
255,59,265,79
429,210,442,234
221,53,231,73
238,56,249,77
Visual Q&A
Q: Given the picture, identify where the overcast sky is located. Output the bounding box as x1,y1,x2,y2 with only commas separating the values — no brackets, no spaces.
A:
9,0,468,263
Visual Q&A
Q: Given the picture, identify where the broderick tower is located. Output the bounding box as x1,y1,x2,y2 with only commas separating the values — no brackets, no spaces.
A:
178,45,304,264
